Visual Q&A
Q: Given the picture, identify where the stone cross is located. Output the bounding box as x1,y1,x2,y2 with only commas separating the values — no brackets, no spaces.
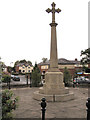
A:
46,2,61,23
33,2,74,102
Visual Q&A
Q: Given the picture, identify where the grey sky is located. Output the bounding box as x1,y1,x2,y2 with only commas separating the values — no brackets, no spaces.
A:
0,0,89,66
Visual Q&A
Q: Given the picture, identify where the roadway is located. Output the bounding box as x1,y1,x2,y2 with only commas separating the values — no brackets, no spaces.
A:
2,75,31,87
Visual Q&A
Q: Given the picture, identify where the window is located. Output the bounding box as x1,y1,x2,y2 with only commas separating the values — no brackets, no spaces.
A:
43,71,45,73
45,66,48,69
28,70,30,73
22,70,25,73
42,71,45,75
19,70,21,73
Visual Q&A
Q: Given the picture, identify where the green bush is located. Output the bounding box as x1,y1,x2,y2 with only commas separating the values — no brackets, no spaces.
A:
63,67,72,87
31,63,41,87
31,71,41,87
1,75,11,83
2,89,18,120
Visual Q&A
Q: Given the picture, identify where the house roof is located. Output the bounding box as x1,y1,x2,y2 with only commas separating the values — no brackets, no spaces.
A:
38,58,80,65
38,60,50,66
16,63,33,67
58,58,80,65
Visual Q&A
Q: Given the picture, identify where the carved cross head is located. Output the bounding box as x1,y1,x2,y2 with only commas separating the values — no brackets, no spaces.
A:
46,2,61,23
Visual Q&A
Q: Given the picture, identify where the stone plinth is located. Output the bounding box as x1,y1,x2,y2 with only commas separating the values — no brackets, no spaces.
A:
33,71,74,102
33,91,74,102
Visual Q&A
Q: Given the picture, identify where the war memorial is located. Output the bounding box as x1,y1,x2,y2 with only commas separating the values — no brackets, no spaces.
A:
33,2,74,102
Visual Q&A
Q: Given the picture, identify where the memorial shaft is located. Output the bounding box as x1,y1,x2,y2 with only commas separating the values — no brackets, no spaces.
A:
50,24,58,68
46,2,61,70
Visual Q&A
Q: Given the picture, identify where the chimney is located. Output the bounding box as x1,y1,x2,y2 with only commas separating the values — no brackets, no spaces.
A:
75,58,77,61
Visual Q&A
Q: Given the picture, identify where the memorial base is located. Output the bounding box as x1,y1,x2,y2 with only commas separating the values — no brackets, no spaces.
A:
33,71,74,102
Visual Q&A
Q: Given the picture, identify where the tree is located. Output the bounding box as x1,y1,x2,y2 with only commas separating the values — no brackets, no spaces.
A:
81,48,90,72
1,74,11,88
81,48,90,64
14,60,32,73
63,67,71,86
27,61,32,65
14,60,19,67
42,58,48,63
7,66,12,73
31,63,41,87
14,60,32,67
2,89,18,120
2,74,11,83
19,59,27,63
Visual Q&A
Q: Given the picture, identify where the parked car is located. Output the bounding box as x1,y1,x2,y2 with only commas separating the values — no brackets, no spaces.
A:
73,77,90,84
13,76,20,81
11,75,15,79
78,78,90,84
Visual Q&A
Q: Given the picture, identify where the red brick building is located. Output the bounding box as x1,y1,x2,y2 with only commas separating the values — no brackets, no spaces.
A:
38,58,83,79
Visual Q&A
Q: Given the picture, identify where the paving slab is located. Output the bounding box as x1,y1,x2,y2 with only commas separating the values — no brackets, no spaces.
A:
10,87,88,119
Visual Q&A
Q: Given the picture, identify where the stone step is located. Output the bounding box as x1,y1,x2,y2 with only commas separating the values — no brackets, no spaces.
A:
33,91,74,102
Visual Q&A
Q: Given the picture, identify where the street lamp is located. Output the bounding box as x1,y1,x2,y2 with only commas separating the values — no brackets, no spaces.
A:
26,74,28,86
30,72,31,87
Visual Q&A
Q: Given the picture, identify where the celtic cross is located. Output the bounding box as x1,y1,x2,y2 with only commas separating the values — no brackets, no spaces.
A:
46,2,61,23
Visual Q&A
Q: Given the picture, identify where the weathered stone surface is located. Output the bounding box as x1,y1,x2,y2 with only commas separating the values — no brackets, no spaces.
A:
33,2,74,102
33,70,74,101
50,25,58,69
33,91,74,102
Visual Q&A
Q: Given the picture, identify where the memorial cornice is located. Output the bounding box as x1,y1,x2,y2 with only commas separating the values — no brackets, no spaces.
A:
50,22,58,27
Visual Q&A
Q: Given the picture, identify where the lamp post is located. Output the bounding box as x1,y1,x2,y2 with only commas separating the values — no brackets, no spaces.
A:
26,75,28,86
30,72,31,87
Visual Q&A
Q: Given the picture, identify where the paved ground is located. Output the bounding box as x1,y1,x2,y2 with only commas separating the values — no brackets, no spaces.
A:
9,86,89,119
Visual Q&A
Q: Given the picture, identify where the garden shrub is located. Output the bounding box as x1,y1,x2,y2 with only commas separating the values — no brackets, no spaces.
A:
1,75,11,83
2,89,18,120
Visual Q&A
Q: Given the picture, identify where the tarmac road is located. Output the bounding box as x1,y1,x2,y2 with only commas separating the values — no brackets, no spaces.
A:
2,75,31,86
